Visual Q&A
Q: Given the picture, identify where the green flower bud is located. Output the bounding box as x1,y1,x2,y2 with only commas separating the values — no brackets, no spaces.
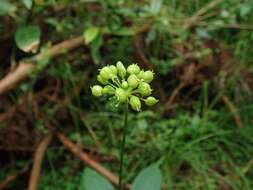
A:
109,65,117,75
116,61,126,78
102,85,115,94
127,64,140,75
100,66,115,80
142,70,154,83
127,74,139,88
137,70,145,79
138,82,152,96
97,74,108,85
122,81,128,89
115,88,128,102
145,96,158,106
129,96,141,111
91,85,103,97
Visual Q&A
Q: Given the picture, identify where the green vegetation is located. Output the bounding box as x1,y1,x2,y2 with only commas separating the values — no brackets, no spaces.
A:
0,0,253,190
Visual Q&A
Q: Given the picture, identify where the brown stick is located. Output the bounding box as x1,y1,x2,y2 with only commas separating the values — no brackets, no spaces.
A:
222,95,243,128
0,166,28,190
0,36,84,95
0,62,35,96
35,36,84,60
193,0,225,18
192,22,253,30
27,132,53,190
165,83,185,111
56,132,130,189
133,36,154,70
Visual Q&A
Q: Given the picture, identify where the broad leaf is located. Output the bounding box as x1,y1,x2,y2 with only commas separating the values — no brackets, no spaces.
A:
83,27,99,44
131,162,162,190
15,25,41,53
82,168,115,190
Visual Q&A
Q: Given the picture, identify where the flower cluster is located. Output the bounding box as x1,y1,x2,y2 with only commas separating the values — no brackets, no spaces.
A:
91,61,158,111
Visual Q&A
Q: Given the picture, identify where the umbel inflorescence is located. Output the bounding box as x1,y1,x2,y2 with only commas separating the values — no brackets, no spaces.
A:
91,61,158,111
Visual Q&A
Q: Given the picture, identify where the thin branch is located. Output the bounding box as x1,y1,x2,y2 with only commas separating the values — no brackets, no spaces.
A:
0,62,35,96
35,36,84,60
184,0,225,29
194,0,225,18
56,131,130,189
195,22,253,30
165,83,186,111
222,95,243,128
133,36,154,70
0,166,29,190
27,132,53,190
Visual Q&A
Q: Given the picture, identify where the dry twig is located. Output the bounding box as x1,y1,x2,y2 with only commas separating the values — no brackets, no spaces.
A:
184,0,225,29
222,95,243,129
56,131,130,189
165,83,186,111
133,36,154,70
27,132,53,190
0,166,28,190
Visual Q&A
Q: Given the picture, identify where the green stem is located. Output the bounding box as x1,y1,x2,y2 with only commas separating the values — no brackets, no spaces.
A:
112,77,121,87
118,103,128,190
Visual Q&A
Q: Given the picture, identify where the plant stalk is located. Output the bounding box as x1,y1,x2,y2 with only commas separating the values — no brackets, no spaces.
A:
118,103,128,190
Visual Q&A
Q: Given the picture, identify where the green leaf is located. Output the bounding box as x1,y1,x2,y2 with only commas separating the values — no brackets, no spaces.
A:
83,27,99,44
91,33,102,64
131,162,162,190
0,0,16,16
22,0,33,9
137,119,148,130
112,27,135,36
240,3,252,17
15,25,41,53
150,0,163,14
82,168,115,190
107,15,122,32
